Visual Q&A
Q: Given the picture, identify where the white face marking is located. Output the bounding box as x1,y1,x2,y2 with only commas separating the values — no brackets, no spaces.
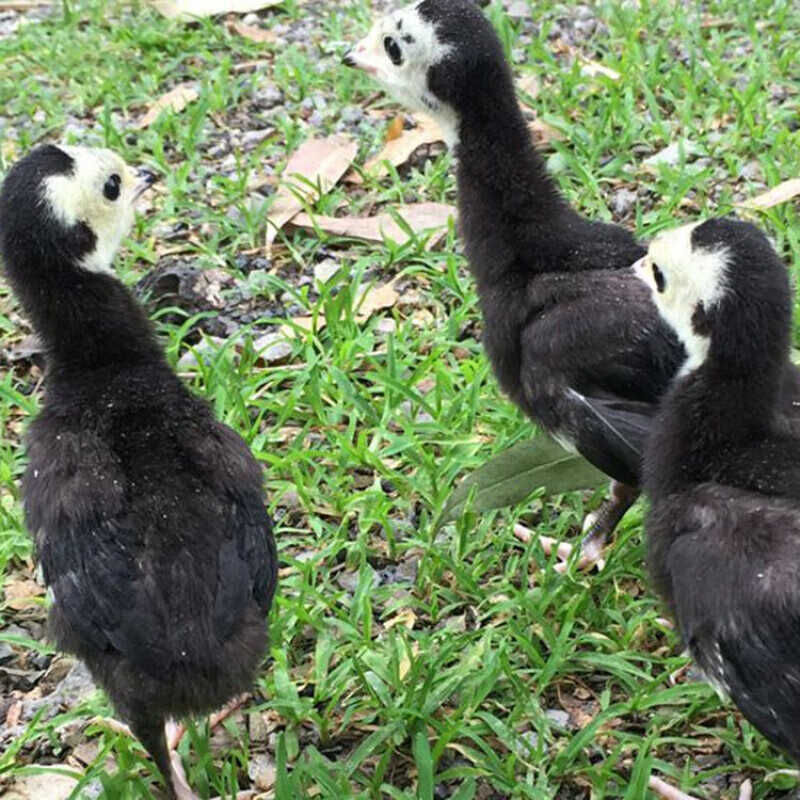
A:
43,146,140,274
633,222,729,375
349,2,460,146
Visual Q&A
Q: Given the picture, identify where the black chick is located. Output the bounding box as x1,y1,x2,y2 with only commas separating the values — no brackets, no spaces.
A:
344,0,800,567
637,217,800,767
0,145,277,799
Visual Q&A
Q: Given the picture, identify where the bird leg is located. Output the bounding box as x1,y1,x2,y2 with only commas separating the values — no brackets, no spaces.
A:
580,481,640,562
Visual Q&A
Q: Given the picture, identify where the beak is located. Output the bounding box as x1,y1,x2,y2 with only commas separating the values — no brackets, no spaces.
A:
630,256,647,272
341,41,380,75
133,167,159,200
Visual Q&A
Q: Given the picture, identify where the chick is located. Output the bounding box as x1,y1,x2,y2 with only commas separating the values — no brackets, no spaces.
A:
0,145,278,799
344,0,800,570
635,218,800,796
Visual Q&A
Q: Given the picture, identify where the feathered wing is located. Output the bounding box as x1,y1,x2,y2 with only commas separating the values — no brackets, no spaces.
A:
653,489,800,761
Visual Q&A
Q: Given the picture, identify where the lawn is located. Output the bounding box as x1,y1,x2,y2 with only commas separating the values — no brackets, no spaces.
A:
1,1,800,798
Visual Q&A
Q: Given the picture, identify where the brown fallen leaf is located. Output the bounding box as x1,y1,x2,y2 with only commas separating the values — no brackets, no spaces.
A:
385,116,405,142
529,119,565,146
266,136,357,249
740,178,800,210
580,57,621,81
355,278,399,319
517,75,541,105
148,0,282,18
365,115,444,176
0,0,50,9
291,202,455,249
227,19,277,43
137,83,199,129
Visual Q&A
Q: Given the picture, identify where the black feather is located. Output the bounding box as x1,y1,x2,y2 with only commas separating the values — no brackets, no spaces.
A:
0,145,278,796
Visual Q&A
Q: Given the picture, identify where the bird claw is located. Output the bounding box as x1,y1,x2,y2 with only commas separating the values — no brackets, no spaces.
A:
513,525,606,572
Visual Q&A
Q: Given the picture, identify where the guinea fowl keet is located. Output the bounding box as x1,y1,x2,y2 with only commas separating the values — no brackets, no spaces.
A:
345,0,800,569
0,145,278,799
637,218,800,793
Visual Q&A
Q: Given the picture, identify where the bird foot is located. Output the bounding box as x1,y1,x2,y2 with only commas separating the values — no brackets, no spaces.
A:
167,693,251,751
648,776,700,800
648,776,752,800
89,716,134,738
513,526,606,572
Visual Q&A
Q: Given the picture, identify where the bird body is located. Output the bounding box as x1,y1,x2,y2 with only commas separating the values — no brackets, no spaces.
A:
638,217,800,762
348,0,800,559
0,145,277,797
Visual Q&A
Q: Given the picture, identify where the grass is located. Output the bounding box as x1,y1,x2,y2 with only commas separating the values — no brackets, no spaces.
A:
1,0,800,798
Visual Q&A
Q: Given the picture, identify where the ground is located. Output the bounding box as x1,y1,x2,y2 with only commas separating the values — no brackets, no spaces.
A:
1,0,800,798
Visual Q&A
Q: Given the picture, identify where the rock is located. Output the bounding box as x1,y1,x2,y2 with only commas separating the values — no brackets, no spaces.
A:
0,643,14,665
277,490,301,511
242,12,259,25
248,752,276,791
253,83,283,110
253,333,292,365
374,318,397,336
241,128,274,150
249,712,270,744
313,258,339,284
611,187,637,218
545,708,571,729
643,140,698,169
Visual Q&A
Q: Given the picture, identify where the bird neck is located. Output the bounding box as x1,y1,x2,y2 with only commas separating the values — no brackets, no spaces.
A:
447,66,570,290
452,71,566,223
646,362,784,493
10,256,164,377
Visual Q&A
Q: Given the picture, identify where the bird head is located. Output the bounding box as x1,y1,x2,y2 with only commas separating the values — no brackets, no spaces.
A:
343,0,506,145
0,144,156,277
633,218,790,375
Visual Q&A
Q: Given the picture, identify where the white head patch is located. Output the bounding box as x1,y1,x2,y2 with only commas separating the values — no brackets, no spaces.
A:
633,221,730,374
43,147,140,274
348,2,459,146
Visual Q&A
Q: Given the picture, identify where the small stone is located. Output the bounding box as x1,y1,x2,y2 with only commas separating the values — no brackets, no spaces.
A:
253,84,283,110
643,140,697,169
0,642,14,665
242,128,273,150
611,187,637,218
242,12,259,25
314,258,340,284
253,332,293,365
375,318,397,336
248,753,276,791
278,490,301,511
545,708,571,729
248,712,270,744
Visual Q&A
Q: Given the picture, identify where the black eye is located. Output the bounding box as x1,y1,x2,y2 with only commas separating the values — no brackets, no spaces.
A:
652,262,666,293
103,174,121,202
384,36,403,66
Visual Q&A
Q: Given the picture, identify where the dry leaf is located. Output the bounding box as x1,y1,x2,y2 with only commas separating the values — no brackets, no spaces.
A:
291,202,455,249
365,116,444,176
740,178,800,210
517,75,541,105
580,58,621,81
385,116,405,142
384,609,417,631
227,20,277,43
148,0,282,19
0,0,50,9
529,119,565,145
4,773,79,800
266,136,357,248
138,83,199,129
355,278,399,319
